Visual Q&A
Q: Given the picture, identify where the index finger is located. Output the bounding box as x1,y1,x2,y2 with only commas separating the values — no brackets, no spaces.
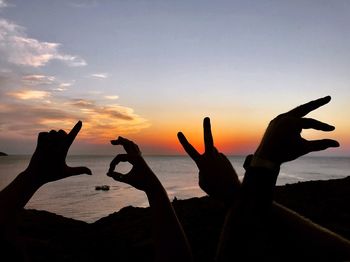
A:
286,96,331,118
111,136,140,155
66,121,82,147
177,132,201,165
204,117,214,153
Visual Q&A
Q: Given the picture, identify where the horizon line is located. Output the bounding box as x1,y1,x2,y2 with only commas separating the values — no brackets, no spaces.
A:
2,154,350,158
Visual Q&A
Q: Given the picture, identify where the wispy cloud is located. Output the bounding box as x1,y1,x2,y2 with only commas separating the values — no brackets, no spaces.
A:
105,95,119,100
22,74,56,85
52,82,73,92
0,19,86,67
8,89,50,100
1,93,150,142
0,103,74,137
68,98,134,121
0,0,8,8
0,3,149,145
69,98,95,108
59,82,73,88
105,96,119,100
73,100,150,141
68,1,98,8
20,74,74,92
0,0,12,9
90,73,108,79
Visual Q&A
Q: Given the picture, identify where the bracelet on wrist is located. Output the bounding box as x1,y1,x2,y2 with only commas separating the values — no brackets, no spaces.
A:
243,154,280,173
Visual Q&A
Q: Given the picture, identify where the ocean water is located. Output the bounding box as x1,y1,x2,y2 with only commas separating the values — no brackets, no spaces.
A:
0,155,349,223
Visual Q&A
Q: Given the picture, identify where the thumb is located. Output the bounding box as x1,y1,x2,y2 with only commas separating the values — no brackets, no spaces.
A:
67,166,92,176
107,171,125,182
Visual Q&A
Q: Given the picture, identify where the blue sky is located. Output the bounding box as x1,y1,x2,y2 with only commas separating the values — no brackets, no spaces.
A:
0,0,349,155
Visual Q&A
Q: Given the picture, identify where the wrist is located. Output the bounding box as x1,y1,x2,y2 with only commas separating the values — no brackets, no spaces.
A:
145,180,168,203
144,171,164,194
244,154,280,172
21,168,45,188
254,145,281,164
242,154,280,196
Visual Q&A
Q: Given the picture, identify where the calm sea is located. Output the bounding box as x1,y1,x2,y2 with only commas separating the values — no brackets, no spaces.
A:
0,155,349,223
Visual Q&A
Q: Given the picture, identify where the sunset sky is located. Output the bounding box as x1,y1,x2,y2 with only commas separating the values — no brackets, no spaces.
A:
0,0,349,155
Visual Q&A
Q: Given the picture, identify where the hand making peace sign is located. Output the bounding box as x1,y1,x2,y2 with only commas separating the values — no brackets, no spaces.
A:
178,117,240,203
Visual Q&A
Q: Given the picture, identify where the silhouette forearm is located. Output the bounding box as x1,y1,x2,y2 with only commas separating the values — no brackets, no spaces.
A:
216,167,278,261
0,170,41,225
271,202,350,259
145,179,193,262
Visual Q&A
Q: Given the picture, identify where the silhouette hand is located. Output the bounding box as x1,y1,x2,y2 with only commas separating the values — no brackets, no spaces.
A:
178,117,240,202
25,121,92,185
255,96,339,165
107,137,159,192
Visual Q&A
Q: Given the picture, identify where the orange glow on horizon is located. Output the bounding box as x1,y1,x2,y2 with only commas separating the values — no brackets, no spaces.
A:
88,115,350,155
6,112,347,156
125,121,264,155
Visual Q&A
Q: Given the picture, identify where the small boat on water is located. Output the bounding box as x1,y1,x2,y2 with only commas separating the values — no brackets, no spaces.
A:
95,185,110,191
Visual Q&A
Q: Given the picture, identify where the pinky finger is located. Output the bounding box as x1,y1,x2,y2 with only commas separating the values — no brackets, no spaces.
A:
305,139,340,153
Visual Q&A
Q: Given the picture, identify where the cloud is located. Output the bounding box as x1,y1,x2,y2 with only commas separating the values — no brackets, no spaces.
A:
21,74,74,92
0,95,150,142
0,0,8,8
0,7,149,145
105,95,119,100
8,89,50,100
90,73,108,79
0,0,12,9
59,83,73,88
53,88,67,92
68,1,98,8
52,82,73,92
22,74,56,85
70,98,94,108
54,54,87,67
0,103,75,137
0,19,86,67
68,98,134,120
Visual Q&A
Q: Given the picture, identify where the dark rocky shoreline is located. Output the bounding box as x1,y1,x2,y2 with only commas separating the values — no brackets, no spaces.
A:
14,176,350,261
